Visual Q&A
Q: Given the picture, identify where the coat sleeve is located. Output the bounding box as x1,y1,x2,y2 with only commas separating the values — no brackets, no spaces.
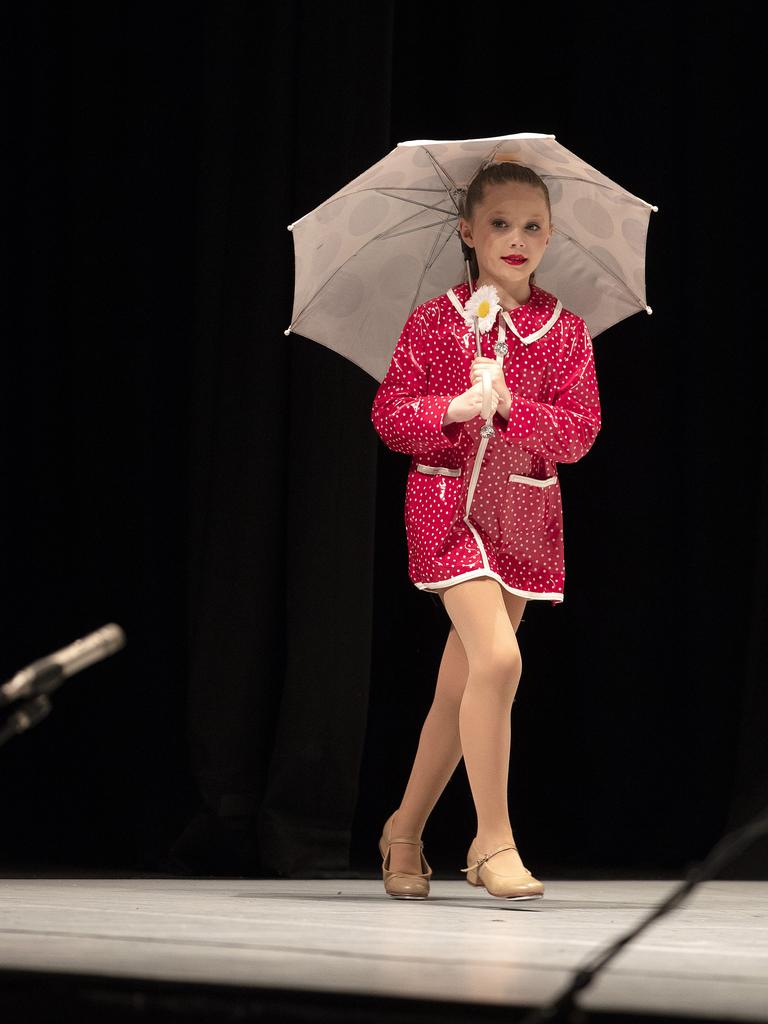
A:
495,319,601,463
371,309,464,455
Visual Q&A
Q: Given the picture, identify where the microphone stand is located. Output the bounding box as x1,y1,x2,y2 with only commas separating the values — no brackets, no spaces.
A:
0,694,52,748
0,623,126,748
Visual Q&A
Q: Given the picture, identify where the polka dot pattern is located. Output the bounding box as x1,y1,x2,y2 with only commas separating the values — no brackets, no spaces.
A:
371,280,602,606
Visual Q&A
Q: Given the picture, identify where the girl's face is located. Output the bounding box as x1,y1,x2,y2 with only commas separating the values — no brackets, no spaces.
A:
459,181,552,284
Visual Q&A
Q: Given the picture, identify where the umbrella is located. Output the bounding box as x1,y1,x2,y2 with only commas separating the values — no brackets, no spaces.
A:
284,132,658,395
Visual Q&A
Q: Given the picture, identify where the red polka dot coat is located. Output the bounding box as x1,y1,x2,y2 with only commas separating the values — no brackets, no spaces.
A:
371,278,602,605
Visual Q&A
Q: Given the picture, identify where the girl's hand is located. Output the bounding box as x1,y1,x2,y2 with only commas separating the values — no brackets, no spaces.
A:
445,381,500,424
469,357,511,405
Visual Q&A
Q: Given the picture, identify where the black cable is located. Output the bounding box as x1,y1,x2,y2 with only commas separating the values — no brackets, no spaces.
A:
517,803,768,1022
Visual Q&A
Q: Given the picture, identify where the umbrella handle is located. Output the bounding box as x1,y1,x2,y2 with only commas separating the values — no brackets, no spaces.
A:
480,368,493,420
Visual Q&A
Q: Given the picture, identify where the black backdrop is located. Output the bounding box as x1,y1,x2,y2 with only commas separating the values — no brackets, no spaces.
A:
2,1,766,879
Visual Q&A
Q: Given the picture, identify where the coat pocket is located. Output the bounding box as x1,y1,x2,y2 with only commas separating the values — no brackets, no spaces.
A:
405,465,463,560
415,464,462,477
498,473,559,563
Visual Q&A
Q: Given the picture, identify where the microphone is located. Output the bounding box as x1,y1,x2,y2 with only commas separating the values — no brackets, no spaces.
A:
0,624,126,709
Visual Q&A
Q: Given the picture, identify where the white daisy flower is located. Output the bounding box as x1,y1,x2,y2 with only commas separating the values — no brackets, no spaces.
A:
462,283,501,334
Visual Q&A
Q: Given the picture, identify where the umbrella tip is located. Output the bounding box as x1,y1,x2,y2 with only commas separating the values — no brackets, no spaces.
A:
646,305,653,314
651,205,659,212
284,328,291,335
287,223,294,231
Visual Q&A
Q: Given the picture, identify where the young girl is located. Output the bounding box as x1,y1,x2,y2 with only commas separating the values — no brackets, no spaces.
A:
370,160,602,900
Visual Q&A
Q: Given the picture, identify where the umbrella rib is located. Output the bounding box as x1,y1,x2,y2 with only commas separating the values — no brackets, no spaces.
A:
304,184,459,224
331,190,461,242
346,142,466,315
542,174,656,210
552,225,648,310
368,185,455,193
420,148,462,195
384,217,457,239
361,189,463,241
408,223,458,317
372,189,460,217
372,143,485,311
289,217,458,332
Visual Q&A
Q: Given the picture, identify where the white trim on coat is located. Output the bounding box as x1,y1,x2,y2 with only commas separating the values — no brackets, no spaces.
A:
415,464,462,476
414,571,563,602
445,286,562,345
464,515,490,573
449,513,564,602
446,288,470,320
501,302,562,345
508,473,558,486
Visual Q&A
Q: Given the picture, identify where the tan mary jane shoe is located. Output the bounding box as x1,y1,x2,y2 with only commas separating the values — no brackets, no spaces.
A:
461,840,544,900
378,811,432,900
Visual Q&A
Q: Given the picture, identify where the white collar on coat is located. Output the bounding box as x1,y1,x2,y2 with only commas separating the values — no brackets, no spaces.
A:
446,280,563,346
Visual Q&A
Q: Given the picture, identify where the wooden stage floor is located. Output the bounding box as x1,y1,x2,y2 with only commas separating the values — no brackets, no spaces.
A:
0,876,766,1022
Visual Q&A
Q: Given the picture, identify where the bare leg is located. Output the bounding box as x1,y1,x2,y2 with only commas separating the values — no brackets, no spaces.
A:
500,588,528,636
442,577,529,878
388,585,527,874
387,624,467,873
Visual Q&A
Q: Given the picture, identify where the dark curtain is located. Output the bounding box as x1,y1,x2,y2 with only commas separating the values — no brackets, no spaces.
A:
2,1,766,880
181,2,394,875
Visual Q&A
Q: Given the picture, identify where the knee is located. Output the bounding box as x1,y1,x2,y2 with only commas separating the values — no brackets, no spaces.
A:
491,643,522,679
470,646,522,691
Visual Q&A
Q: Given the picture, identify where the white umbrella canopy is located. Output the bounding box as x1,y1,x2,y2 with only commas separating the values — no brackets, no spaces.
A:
285,132,658,384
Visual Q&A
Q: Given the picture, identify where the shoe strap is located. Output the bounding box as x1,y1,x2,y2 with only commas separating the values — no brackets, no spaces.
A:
388,837,424,848
383,843,432,878
460,842,517,873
